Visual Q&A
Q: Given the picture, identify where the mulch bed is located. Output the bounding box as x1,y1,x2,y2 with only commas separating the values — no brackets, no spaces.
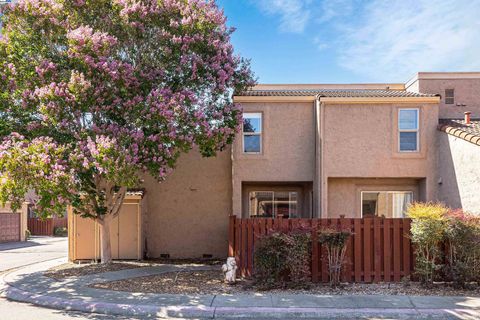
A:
90,269,480,296
45,262,144,280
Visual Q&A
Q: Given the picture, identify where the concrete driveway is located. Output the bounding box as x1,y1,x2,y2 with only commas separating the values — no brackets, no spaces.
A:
0,236,67,272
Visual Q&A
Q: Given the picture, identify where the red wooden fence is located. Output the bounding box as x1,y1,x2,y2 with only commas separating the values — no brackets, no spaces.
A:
28,217,68,236
228,216,414,283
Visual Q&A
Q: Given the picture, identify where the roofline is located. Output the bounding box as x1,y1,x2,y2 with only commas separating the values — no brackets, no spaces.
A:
253,83,406,90
438,124,480,147
406,72,480,89
234,96,440,104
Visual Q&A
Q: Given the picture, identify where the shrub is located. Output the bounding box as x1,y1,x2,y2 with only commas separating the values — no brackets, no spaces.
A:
25,229,31,240
444,210,480,287
318,228,352,287
254,230,311,289
407,202,448,286
54,226,68,237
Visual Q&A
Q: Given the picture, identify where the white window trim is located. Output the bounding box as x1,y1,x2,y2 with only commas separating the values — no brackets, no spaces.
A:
242,112,262,154
360,191,414,218
398,108,419,153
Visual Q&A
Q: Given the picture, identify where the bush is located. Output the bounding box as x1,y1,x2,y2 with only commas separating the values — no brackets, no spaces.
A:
444,210,480,288
407,202,448,286
54,226,68,237
318,228,352,287
254,230,311,289
25,229,31,240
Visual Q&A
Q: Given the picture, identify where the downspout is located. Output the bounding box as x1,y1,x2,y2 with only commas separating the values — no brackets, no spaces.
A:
314,96,322,218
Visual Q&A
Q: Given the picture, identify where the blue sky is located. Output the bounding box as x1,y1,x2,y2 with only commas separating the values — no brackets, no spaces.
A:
216,0,480,84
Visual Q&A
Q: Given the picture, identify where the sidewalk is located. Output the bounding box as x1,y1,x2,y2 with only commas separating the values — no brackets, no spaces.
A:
1,259,479,319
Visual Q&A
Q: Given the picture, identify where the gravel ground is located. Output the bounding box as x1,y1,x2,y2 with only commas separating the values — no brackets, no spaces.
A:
91,269,480,296
45,262,145,280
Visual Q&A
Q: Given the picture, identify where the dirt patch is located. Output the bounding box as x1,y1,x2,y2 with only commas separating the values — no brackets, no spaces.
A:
90,269,480,296
45,262,144,280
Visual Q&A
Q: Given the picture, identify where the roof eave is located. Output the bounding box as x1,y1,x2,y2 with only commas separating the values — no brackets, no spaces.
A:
233,96,440,104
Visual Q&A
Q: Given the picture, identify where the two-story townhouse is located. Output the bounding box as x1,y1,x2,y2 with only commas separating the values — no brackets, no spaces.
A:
69,72,480,261
234,85,439,220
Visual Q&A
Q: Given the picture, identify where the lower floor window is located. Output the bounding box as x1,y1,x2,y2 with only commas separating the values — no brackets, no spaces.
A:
361,191,413,218
249,191,298,218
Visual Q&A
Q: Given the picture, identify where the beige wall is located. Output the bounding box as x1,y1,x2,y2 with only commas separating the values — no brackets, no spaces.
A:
407,76,480,119
321,102,439,216
232,102,316,216
438,132,480,214
143,148,232,259
327,178,421,218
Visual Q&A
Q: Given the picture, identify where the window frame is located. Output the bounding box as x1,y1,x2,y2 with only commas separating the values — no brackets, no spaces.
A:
398,108,419,153
445,89,454,105
242,112,262,154
360,191,414,218
249,190,298,218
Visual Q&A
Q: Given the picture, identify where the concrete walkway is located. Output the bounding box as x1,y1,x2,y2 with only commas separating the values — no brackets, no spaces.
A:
1,259,479,319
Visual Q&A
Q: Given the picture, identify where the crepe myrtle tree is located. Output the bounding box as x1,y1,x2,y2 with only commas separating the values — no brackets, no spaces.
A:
0,0,255,263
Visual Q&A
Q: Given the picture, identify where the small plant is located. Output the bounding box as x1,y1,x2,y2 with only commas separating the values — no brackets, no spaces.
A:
444,210,480,288
407,202,448,286
317,228,352,287
54,227,68,237
25,229,31,240
253,230,311,289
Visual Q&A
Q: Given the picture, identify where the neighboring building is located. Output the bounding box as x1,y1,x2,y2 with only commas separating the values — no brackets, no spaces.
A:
68,72,480,261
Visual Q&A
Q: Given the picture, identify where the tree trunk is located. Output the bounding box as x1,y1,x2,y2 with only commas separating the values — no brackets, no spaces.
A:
99,217,113,264
95,186,127,264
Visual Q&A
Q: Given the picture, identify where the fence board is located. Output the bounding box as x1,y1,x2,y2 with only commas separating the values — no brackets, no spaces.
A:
28,217,67,236
228,216,415,283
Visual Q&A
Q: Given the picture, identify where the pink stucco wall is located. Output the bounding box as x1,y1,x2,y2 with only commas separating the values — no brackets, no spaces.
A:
321,102,439,216
232,102,316,216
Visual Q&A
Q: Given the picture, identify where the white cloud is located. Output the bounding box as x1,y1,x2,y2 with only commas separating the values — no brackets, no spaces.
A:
254,0,312,33
336,0,480,81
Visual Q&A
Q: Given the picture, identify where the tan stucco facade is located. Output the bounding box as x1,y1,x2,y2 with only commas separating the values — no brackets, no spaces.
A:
232,102,316,217
68,72,480,259
320,102,439,217
142,148,232,259
438,132,480,214
406,72,480,119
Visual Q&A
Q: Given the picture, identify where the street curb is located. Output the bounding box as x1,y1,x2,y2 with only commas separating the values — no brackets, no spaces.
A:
2,284,478,319
1,260,479,319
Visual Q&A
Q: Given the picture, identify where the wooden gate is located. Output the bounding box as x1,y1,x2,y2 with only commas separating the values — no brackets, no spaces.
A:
228,216,413,283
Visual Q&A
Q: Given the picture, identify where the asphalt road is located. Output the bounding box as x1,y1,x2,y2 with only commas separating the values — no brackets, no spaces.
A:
0,237,126,319
0,236,68,272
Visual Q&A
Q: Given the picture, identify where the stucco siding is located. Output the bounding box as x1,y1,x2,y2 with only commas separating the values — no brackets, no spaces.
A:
322,103,438,179
416,79,480,119
438,132,480,214
143,148,232,259
232,102,316,215
327,178,421,218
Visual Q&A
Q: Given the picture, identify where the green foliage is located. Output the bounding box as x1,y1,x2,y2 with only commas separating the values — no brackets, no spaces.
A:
407,202,448,286
318,228,352,287
254,231,311,289
444,210,480,288
54,226,68,237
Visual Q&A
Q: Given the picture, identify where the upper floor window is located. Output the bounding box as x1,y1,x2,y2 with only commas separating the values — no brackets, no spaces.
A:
445,89,454,104
398,109,419,152
243,113,262,153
